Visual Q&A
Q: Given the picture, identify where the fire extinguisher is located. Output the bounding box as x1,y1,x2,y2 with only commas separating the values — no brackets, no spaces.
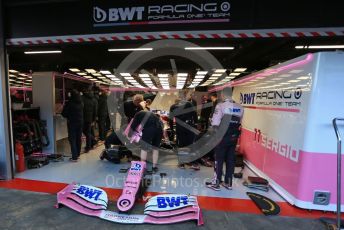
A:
15,141,25,172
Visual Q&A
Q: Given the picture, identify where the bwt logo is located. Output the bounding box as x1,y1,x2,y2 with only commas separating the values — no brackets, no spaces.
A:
157,196,188,208
228,108,241,113
240,93,256,105
76,186,102,201
131,163,142,171
93,6,145,23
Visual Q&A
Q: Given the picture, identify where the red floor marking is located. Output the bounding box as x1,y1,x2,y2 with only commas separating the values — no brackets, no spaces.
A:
0,178,342,219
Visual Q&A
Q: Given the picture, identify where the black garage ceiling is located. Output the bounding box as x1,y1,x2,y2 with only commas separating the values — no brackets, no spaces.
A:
7,36,344,77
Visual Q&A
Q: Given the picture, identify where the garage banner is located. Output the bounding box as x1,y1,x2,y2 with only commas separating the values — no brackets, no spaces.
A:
93,1,231,27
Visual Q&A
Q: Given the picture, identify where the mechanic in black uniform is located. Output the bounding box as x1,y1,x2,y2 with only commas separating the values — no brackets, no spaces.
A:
82,88,97,153
129,110,163,173
62,90,84,162
98,90,109,141
123,94,144,123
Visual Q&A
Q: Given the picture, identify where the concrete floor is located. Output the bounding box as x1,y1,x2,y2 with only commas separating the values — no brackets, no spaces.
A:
0,188,327,230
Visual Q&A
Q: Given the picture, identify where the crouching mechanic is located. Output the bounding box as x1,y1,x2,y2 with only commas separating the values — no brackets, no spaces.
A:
207,88,244,191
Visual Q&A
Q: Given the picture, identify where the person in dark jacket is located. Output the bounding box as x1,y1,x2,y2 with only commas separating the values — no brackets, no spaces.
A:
210,93,218,117
82,89,97,152
129,110,163,173
62,90,84,162
98,90,109,141
170,94,199,170
200,95,213,131
123,94,144,123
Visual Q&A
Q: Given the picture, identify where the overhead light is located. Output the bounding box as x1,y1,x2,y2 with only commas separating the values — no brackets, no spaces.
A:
139,74,150,78
288,80,301,83
158,74,169,78
77,73,87,76
177,73,188,77
124,76,134,80
84,76,93,79
98,76,106,79
17,77,26,80
69,68,80,72
120,73,131,77
19,73,27,77
194,76,205,79
26,79,32,82
85,69,96,73
280,83,290,85
107,74,116,78
295,45,344,49
108,48,153,52
234,68,247,72
24,50,62,54
229,73,241,76
297,76,310,80
225,76,235,79
196,71,208,75
92,73,102,77
9,74,16,78
185,47,234,50
212,74,223,77
209,77,218,80
9,70,18,73
214,69,226,73
100,70,111,75
90,79,97,81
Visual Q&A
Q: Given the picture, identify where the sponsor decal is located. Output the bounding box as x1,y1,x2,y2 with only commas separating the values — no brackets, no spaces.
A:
130,162,142,171
254,129,299,162
93,1,230,27
75,185,103,201
239,88,303,108
157,196,189,208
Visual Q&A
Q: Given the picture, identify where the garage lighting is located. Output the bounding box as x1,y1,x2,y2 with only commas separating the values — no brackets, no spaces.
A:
85,69,96,73
98,76,106,79
297,76,310,80
77,73,87,76
24,50,62,54
211,74,223,77
108,48,153,52
185,47,234,50
177,73,188,77
92,73,102,77
214,69,226,73
69,68,80,72
229,73,241,76
295,45,344,49
234,68,247,72
158,74,169,78
288,80,300,83
107,74,116,78
120,73,131,77
194,75,205,79
124,76,134,80
100,70,111,75
139,74,150,78
9,70,18,73
196,71,208,75
84,76,93,79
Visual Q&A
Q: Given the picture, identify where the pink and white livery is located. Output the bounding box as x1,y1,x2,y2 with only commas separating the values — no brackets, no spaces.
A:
56,183,203,225
211,51,344,211
117,161,146,212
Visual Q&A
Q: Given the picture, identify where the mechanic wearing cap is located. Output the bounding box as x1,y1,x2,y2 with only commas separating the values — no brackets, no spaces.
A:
207,88,244,191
